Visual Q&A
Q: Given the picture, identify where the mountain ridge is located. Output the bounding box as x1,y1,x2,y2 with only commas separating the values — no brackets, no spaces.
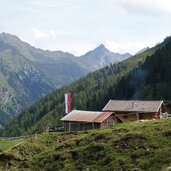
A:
80,43,131,70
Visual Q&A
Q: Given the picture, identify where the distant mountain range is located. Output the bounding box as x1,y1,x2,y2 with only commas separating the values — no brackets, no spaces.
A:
1,34,162,136
0,32,131,126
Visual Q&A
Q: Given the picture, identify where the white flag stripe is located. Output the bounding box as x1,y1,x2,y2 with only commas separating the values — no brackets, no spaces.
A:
65,94,68,114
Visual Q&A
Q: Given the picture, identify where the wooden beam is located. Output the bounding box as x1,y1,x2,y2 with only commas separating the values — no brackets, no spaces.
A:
114,113,124,122
92,122,95,129
136,113,139,121
69,121,71,132
78,122,80,131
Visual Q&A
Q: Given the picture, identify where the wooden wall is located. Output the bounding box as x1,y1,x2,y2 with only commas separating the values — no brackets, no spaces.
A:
115,112,159,122
63,121,100,132
100,116,116,128
63,116,116,132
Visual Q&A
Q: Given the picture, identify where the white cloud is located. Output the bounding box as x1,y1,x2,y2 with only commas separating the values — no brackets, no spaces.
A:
69,45,94,56
114,0,171,17
46,43,95,56
32,28,56,39
105,39,145,54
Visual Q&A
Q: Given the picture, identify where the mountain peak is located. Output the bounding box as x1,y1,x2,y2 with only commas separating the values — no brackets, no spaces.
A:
135,47,149,55
97,43,106,49
0,32,20,42
161,36,171,46
95,44,108,52
0,32,36,61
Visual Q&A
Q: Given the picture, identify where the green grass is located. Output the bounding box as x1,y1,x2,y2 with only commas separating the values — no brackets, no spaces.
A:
1,119,171,170
0,139,25,152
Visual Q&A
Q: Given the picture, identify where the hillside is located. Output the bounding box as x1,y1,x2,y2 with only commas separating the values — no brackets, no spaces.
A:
0,33,130,126
0,39,157,136
110,36,171,101
1,118,171,170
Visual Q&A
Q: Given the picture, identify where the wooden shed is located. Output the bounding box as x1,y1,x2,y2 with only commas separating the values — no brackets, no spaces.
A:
60,110,115,132
103,100,167,123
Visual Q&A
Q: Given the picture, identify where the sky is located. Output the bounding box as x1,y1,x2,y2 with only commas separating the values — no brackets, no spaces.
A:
0,0,171,56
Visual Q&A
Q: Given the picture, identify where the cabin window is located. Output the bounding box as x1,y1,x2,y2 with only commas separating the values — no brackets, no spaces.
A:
123,114,128,119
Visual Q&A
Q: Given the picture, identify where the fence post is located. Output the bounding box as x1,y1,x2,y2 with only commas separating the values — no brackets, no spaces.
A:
35,133,38,140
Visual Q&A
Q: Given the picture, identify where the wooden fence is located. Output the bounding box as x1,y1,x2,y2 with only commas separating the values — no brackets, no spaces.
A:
0,133,39,141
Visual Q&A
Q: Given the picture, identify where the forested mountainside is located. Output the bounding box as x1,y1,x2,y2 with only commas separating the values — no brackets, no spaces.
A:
0,33,130,127
0,37,158,136
111,36,171,101
0,110,11,129
1,119,171,170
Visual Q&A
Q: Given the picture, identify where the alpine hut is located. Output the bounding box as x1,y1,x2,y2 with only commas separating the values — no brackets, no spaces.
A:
102,100,167,123
60,110,115,132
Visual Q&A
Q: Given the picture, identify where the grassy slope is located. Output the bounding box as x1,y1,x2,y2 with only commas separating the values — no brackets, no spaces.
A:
1,118,171,170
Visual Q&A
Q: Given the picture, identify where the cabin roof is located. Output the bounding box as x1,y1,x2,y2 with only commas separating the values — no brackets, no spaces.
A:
102,100,163,113
60,110,114,123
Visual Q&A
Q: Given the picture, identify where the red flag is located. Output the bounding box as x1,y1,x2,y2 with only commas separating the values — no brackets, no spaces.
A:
65,93,71,114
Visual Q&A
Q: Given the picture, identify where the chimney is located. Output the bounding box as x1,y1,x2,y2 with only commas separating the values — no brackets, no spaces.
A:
132,101,137,108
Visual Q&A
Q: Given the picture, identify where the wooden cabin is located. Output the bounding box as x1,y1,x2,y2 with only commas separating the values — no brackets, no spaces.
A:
102,100,167,123
60,110,115,132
